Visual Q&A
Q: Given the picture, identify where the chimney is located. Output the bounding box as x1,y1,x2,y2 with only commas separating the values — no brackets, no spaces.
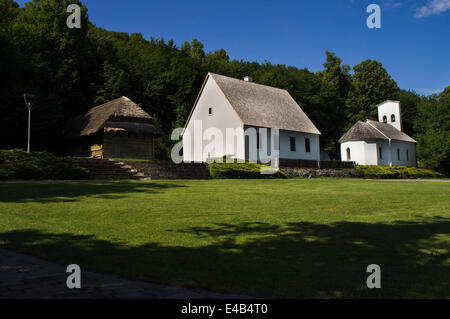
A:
243,76,253,82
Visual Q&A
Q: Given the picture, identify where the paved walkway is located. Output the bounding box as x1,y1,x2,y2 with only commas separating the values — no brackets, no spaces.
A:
0,249,250,299
374,179,450,182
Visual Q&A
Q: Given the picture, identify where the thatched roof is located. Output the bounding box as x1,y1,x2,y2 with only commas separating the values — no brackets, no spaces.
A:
339,120,416,143
63,96,162,140
184,73,320,135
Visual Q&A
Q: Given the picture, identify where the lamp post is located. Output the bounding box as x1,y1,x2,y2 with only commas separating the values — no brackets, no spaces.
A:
23,94,34,152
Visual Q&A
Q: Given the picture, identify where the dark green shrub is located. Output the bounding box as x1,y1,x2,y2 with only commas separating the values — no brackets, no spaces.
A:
356,165,444,179
208,158,286,179
0,149,90,180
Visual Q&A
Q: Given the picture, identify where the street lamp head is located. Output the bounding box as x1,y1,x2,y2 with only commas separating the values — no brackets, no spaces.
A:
23,94,35,110
23,93,36,152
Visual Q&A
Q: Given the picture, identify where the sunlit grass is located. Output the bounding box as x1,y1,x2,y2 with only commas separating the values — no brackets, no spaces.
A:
0,178,448,298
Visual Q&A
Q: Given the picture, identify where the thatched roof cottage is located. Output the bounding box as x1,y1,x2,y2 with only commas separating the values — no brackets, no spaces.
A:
63,96,162,159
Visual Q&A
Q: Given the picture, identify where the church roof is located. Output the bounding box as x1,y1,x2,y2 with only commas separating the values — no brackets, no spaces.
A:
339,121,387,143
339,120,416,143
366,120,416,143
210,73,320,134
62,96,162,140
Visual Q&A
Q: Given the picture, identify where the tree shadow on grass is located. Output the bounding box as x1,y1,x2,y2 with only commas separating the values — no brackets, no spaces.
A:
0,181,187,203
0,217,448,298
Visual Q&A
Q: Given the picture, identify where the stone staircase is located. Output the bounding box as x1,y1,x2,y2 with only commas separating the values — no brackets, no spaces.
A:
72,158,210,180
126,161,211,180
73,158,142,180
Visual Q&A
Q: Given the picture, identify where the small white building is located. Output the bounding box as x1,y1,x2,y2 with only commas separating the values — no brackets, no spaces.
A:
182,73,321,163
339,101,417,167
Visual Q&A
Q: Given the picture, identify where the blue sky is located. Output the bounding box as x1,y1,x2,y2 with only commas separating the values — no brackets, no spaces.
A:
16,0,450,95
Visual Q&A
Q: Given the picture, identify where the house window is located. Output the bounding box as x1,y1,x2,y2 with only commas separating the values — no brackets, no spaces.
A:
406,149,409,161
208,107,212,115
290,137,296,152
397,148,400,160
383,115,387,123
305,138,311,153
391,114,396,122
257,132,260,149
346,147,351,160
379,147,383,160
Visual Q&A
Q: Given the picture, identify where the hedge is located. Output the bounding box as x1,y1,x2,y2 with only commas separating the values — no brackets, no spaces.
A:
0,149,90,180
208,158,286,179
356,165,444,179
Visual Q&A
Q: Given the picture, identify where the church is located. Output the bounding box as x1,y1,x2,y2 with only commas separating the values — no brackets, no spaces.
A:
339,101,416,167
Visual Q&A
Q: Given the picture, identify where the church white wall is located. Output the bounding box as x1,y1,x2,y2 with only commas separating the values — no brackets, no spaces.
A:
376,139,390,166
340,140,377,165
341,139,416,167
182,77,244,162
390,140,416,167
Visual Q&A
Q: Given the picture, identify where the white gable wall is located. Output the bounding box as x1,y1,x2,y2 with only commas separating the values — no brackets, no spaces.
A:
340,140,378,165
183,77,244,162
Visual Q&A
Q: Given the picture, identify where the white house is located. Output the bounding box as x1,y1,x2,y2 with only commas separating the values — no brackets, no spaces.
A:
182,73,321,163
339,101,417,167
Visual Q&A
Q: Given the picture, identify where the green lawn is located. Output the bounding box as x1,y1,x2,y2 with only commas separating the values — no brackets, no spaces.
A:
0,179,449,298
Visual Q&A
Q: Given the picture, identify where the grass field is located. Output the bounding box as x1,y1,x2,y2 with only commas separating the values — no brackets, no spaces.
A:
0,179,448,298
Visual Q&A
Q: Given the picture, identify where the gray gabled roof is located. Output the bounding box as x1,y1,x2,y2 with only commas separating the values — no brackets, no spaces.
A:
339,121,387,143
209,73,321,135
339,119,416,143
366,120,416,143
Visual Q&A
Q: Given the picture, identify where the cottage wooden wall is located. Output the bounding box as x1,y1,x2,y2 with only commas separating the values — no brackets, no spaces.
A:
103,133,154,159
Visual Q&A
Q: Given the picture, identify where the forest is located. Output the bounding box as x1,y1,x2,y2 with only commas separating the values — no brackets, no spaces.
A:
0,0,448,175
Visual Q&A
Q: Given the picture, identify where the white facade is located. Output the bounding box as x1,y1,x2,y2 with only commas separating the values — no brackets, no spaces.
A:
182,75,321,163
182,77,244,162
378,101,402,131
341,139,416,166
341,140,378,165
279,130,320,160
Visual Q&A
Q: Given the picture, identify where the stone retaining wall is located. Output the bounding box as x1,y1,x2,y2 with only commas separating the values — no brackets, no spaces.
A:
281,167,359,178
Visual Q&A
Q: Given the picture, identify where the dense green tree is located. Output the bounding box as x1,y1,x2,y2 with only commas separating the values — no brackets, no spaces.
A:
95,62,130,104
414,87,450,175
7,0,94,150
398,89,421,137
0,0,447,172
345,60,400,126
316,51,351,158
0,0,27,149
